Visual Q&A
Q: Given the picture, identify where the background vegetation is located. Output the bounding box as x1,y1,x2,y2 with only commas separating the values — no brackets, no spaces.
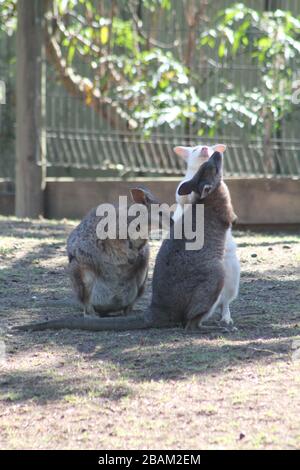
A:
1,1,300,178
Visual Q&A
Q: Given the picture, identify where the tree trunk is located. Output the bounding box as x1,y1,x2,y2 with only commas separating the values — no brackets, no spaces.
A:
15,0,46,218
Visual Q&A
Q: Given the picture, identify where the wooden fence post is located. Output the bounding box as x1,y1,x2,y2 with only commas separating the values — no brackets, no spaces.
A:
15,0,46,218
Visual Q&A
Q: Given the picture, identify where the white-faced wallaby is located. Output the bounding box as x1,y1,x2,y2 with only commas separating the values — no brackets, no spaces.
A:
16,152,236,332
173,143,240,325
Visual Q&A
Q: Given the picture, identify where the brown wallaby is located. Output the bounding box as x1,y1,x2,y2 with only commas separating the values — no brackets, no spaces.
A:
66,187,155,317
14,187,162,332
15,152,236,332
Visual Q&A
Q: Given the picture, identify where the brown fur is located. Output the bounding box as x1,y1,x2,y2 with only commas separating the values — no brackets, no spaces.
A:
66,202,151,316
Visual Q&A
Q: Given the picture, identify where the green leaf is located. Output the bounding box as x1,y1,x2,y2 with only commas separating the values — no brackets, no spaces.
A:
257,37,272,50
218,41,226,58
100,26,109,45
67,44,75,64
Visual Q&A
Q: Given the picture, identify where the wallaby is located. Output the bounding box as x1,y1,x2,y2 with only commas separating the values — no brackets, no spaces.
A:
66,187,158,318
15,152,236,332
173,143,227,221
15,188,162,331
173,143,240,325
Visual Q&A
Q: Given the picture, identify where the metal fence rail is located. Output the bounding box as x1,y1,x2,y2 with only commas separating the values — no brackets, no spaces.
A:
46,127,300,178
1,0,300,179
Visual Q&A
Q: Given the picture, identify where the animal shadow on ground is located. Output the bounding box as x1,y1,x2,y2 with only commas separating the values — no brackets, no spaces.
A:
0,220,299,404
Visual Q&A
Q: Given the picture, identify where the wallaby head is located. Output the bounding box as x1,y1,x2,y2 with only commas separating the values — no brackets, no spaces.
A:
130,187,172,240
174,143,226,175
130,187,158,206
106,187,157,250
177,151,223,201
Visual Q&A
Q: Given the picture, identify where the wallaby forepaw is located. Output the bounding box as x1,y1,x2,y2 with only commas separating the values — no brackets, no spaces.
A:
220,317,234,326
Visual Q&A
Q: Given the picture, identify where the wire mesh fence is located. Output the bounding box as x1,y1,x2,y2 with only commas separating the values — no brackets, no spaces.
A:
0,30,15,179
1,0,300,179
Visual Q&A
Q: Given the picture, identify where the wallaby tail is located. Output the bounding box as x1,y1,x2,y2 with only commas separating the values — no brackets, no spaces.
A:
13,315,150,332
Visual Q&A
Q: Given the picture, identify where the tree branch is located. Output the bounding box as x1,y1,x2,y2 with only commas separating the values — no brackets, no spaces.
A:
44,28,137,131
127,0,176,49
42,0,138,131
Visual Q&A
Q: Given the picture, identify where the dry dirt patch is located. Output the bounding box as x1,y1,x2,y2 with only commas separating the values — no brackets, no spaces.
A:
0,217,299,449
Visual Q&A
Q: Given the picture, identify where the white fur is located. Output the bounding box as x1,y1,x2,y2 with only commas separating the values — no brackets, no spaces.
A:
173,143,240,325
198,292,222,326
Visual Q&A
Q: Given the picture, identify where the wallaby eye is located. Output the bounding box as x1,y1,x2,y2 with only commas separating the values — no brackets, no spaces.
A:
203,168,215,179
206,166,217,178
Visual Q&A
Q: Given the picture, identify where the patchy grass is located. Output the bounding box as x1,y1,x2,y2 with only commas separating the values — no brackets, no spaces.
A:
0,216,299,449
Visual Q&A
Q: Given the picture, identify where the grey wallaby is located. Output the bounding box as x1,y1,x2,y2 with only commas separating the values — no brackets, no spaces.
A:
15,151,236,332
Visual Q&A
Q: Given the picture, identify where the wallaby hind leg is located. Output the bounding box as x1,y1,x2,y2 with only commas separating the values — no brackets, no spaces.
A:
185,316,201,331
216,246,240,322
186,265,224,328
198,292,222,326
185,297,221,331
219,302,233,325
122,269,148,316
68,259,94,315
68,259,85,304
123,304,133,315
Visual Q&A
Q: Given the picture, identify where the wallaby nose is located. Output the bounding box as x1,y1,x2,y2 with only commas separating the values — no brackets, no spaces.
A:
201,146,209,157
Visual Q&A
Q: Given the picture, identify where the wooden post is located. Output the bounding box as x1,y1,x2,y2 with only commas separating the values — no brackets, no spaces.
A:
15,0,46,218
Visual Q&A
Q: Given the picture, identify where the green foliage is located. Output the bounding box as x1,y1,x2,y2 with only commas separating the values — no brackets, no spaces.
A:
200,3,300,135
1,1,300,136
142,0,171,12
0,0,16,35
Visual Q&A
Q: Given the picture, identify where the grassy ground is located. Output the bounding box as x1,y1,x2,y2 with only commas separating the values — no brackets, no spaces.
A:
0,216,299,450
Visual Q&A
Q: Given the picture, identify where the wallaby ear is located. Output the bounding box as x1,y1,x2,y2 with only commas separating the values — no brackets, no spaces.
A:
212,143,226,153
173,146,191,160
177,180,193,196
130,187,157,206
